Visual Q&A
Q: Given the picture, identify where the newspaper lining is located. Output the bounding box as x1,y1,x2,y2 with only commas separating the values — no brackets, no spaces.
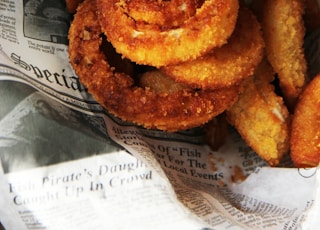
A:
0,1,320,229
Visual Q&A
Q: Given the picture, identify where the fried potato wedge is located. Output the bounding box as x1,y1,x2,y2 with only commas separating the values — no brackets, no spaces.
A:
290,74,320,167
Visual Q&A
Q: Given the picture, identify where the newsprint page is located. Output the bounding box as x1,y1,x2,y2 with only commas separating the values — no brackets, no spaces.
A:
1,0,320,229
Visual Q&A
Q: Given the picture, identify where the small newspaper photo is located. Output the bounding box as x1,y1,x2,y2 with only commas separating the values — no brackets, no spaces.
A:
1,0,320,229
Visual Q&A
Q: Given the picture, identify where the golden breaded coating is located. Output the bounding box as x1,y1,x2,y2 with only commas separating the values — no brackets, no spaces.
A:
262,0,307,111
161,7,264,90
68,0,240,132
290,74,320,168
96,0,239,67
226,59,290,166
136,71,230,150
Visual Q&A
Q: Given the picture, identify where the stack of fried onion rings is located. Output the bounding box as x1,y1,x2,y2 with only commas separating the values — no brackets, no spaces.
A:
68,0,240,132
161,7,264,89
96,0,239,67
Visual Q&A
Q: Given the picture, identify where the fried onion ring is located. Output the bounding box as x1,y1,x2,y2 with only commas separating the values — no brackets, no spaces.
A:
290,74,320,168
68,0,240,132
161,7,264,89
121,0,199,28
96,0,239,67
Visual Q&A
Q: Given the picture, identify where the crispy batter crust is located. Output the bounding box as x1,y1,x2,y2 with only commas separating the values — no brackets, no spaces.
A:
226,59,290,166
262,0,307,110
161,7,264,89
68,0,240,132
96,0,239,67
290,74,320,167
122,0,199,28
